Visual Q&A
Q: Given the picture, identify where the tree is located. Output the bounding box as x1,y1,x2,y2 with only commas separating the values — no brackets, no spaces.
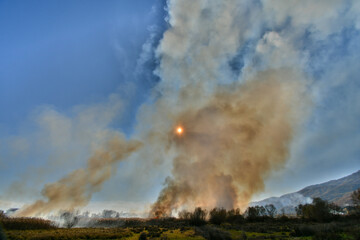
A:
295,198,332,221
226,208,241,218
209,208,227,225
178,210,191,220
255,206,266,217
102,209,119,218
226,208,244,223
61,211,79,228
265,204,277,218
352,188,360,214
0,210,6,219
312,198,332,221
189,207,207,226
295,204,304,217
352,188,360,206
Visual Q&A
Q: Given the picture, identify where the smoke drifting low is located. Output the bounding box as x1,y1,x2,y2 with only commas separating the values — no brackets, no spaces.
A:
15,134,141,217
150,69,307,217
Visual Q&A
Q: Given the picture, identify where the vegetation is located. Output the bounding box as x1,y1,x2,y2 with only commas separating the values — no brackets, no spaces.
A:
60,211,80,228
1,216,359,240
1,196,360,239
295,197,341,221
189,207,207,226
352,188,360,214
0,217,56,230
209,208,227,225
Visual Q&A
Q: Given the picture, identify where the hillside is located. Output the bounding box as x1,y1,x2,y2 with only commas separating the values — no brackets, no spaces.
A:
251,170,360,213
298,170,360,205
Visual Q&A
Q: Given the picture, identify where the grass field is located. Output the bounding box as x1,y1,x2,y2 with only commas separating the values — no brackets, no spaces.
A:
1,215,360,240
3,227,205,240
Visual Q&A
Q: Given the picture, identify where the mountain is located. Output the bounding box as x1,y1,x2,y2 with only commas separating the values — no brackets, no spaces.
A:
250,170,360,214
298,170,360,206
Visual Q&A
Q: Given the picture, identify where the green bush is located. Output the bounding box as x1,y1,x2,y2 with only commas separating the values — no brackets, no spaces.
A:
139,232,147,240
291,225,316,237
195,225,231,240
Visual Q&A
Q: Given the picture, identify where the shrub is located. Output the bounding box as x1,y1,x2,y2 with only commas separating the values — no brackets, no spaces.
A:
312,232,342,240
139,232,147,240
291,225,316,237
195,225,232,240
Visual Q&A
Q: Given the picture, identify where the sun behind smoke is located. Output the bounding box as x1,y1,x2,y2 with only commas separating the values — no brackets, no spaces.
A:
176,126,183,135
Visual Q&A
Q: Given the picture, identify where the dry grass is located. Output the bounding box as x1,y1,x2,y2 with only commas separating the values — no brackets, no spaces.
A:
0,217,56,230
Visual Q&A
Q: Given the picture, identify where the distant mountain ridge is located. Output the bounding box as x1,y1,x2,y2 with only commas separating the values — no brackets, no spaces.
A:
250,170,360,213
298,170,360,206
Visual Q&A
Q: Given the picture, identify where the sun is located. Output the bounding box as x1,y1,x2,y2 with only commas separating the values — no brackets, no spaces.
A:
176,126,184,135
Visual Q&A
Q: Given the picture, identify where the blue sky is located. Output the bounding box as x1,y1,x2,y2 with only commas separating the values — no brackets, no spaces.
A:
0,0,166,208
0,0,164,135
1,0,360,214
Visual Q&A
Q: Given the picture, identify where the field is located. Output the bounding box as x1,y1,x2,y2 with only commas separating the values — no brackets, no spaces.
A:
1,216,360,240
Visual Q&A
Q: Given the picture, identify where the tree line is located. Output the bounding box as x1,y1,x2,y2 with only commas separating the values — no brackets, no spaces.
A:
177,188,360,226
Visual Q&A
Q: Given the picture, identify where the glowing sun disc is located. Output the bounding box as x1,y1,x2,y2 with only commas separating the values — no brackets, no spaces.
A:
176,127,183,135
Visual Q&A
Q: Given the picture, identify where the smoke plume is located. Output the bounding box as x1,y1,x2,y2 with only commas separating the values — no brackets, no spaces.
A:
146,0,309,216
15,133,141,217
15,0,315,217
150,69,307,217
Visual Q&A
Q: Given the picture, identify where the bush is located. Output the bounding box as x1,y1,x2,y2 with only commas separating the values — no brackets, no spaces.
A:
291,225,316,237
195,225,232,240
139,232,147,240
312,232,342,240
